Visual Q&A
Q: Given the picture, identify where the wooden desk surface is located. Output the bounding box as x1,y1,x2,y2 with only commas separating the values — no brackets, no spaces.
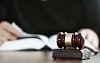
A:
0,50,99,63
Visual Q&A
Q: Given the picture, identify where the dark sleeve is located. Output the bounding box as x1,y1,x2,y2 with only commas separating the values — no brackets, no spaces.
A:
0,0,6,21
81,0,100,40
0,0,11,23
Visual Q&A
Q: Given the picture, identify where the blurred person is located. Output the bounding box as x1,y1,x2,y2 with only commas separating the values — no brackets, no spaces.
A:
0,0,99,50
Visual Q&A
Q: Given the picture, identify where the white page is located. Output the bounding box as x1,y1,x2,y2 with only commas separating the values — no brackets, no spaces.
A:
0,38,45,51
12,22,49,44
46,34,59,49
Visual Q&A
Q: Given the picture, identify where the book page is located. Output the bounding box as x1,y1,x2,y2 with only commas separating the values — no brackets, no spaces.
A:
46,34,59,50
0,38,45,51
12,22,49,44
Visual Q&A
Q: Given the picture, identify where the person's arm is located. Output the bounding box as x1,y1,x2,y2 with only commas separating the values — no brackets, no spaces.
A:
78,29,99,49
79,0,100,49
0,21,20,45
0,0,20,45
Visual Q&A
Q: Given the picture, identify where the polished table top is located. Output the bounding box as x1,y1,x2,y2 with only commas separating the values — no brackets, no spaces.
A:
0,50,100,63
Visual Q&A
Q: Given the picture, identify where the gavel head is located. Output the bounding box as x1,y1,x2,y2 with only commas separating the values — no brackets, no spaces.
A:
57,32,85,50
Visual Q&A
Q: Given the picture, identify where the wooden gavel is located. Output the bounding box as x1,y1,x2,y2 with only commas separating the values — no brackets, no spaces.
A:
57,32,85,50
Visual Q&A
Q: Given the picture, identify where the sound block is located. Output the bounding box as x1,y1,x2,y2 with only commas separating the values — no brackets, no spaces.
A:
52,48,91,60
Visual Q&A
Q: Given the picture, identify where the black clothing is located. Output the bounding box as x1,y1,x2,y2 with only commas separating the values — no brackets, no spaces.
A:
0,0,100,37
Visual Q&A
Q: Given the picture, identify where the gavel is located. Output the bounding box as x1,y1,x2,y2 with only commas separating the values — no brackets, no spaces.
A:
52,32,97,59
57,32,85,50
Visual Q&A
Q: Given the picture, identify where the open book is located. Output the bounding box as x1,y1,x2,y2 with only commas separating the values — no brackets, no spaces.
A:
0,34,59,51
0,23,59,51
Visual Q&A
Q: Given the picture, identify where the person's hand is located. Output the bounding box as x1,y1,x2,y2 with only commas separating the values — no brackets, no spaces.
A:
78,29,99,50
0,21,21,45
